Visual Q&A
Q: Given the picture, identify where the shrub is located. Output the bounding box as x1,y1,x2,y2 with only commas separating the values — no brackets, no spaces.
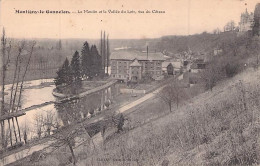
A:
225,63,239,77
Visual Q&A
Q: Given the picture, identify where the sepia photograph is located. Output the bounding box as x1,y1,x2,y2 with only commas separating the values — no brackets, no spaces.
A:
0,0,260,165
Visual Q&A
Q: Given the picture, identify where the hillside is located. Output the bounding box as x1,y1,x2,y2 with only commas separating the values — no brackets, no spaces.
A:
75,67,259,166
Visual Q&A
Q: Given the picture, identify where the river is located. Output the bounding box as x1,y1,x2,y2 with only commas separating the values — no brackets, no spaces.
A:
2,78,119,143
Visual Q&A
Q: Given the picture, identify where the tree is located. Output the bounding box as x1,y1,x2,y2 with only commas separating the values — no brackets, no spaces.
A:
213,28,221,34
21,122,29,144
1,28,36,148
158,81,187,112
54,58,71,87
250,36,260,67
81,41,91,78
56,39,62,50
106,34,110,75
71,51,82,92
201,61,223,91
34,113,44,139
116,114,125,133
90,45,102,77
43,111,54,136
52,128,80,165
53,101,96,165
252,3,260,36
224,20,236,32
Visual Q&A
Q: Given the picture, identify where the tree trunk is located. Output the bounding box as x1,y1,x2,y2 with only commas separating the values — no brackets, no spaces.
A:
15,117,21,142
11,117,18,143
1,29,6,148
176,95,179,108
8,119,12,146
68,143,76,165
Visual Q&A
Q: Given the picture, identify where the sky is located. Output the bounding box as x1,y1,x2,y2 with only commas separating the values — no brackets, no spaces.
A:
0,0,259,39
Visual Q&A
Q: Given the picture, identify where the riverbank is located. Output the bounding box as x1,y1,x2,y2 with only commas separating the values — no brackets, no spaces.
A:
6,76,179,166
52,80,117,98
1,76,177,166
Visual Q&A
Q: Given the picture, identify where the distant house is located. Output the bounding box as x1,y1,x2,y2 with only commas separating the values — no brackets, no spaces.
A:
190,59,206,73
110,50,166,82
183,60,189,66
162,60,182,75
213,48,223,56
166,63,173,75
183,72,203,87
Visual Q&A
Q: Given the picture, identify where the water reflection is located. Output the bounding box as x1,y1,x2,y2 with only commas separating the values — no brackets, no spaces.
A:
3,79,119,146
55,86,117,126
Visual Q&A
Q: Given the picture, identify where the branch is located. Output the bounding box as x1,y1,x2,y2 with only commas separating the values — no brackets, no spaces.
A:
9,41,25,113
16,41,36,112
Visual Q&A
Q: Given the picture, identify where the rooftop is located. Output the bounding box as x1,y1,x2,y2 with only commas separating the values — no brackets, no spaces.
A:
110,50,166,61
130,59,142,67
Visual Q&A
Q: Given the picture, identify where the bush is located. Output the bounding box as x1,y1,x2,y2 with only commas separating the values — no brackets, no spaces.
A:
225,63,239,77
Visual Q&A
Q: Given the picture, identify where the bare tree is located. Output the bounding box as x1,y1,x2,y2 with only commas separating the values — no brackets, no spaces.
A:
21,122,29,144
1,28,36,148
51,128,79,165
157,81,187,112
1,28,7,148
224,20,236,32
34,113,44,139
213,28,221,34
43,111,54,136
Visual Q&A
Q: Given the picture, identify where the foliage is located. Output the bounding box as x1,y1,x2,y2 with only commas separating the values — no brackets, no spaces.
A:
81,41,91,78
201,61,223,91
225,62,239,77
54,58,71,87
90,45,102,77
252,3,260,36
70,51,82,93
54,41,103,94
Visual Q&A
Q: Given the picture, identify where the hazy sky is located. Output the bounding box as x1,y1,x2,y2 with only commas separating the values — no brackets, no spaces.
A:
0,0,259,39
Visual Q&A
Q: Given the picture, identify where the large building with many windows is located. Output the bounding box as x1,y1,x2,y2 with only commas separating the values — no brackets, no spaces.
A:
110,51,166,82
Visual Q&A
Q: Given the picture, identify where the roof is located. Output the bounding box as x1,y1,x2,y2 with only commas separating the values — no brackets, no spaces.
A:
130,59,142,67
110,50,166,61
190,63,206,69
162,61,182,68
190,63,198,69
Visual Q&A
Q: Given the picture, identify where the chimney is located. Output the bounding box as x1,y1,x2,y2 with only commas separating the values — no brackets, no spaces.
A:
147,45,148,59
